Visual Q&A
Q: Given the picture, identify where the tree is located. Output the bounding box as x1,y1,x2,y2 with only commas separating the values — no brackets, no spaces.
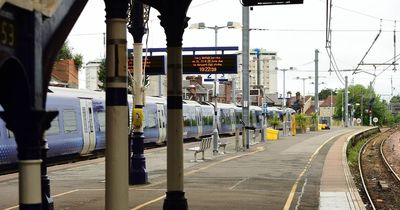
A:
97,59,135,93
390,95,400,103
333,84,394,126
319,88,336,100
56,41,84,70
97,59,106,90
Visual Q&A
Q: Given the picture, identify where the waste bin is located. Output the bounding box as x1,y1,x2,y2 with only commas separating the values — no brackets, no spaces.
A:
266,128,279,140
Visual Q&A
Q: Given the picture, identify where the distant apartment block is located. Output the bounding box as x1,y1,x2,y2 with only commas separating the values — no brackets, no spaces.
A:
85,59,103,91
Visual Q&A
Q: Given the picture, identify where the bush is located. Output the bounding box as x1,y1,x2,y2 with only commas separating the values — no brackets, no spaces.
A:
268,113,281,129
295,113,307,129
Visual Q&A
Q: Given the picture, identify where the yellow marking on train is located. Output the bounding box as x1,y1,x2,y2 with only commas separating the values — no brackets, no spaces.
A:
283,135,338,210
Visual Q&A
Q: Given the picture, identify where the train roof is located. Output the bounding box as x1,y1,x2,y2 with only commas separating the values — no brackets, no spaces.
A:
48,87,105,100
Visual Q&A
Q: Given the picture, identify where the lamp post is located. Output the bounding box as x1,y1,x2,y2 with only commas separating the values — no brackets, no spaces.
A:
190,21,241,155
275,67,293,136
296,76,312,113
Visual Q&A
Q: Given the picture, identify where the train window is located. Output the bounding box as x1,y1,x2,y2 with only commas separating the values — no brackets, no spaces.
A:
63,110,77,133
97,111,106,132
46,116,60,136
146,110,156,128
183,115,191,126
190,111,197,126
88,108,94,133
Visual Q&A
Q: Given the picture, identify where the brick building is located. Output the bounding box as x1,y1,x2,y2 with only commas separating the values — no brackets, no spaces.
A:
51,59,78,88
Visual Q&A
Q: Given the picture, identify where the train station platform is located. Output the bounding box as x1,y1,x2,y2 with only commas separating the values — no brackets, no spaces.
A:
0,127,375,210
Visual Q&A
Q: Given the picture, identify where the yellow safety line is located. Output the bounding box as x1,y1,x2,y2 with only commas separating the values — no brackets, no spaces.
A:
130,146,265,210
283,135,339,210
130,195,166,210
53,189,80,198
3,189,81,210
3,147,265,210
3,205,18,210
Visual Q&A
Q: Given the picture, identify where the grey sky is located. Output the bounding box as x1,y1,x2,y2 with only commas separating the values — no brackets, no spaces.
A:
69,0,400,100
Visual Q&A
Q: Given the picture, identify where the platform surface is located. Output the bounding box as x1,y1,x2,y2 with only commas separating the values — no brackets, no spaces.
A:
0,127,370,210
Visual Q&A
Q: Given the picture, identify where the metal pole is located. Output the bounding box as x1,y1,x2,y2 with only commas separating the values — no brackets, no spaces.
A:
256,49,265,142
242,5,250,149
369,81,373,126
105,17,129,210
159,75,163,96
345,76,349,127
128,0,148,185
330,89,333,126
213,26,219,155
314,49,319,128
361,92,363,125
232,77,236,104
282,69,286,136
256,49,260,87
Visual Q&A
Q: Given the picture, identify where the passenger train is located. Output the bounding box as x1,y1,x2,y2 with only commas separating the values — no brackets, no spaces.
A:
0,87,263,167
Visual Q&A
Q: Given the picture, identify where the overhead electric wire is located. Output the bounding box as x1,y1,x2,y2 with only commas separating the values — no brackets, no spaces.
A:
332,4,400,22
353,20,382,74
330,51,345,85
376,53,400,77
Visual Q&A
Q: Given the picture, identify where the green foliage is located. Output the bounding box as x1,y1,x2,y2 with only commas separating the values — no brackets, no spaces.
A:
268,114,281,129
333,84,395,126
390,95,400,103
73,53,83,69
347,138,367,166
97,59,106,90
394,114,400,123
295,113,307,129
310,112,317,127
319,88,336,100
56,41,84,70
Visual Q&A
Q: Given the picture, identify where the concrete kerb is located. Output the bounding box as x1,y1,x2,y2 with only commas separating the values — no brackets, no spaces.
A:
342,126,380,210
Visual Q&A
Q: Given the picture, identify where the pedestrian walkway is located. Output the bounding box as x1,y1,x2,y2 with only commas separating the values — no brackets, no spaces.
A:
319,128,371,210
0,127,377,210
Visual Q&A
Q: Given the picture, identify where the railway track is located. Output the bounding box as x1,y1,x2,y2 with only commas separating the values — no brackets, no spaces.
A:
358,127,400,209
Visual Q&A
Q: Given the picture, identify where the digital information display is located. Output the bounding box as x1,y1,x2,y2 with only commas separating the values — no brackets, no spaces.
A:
182,54,237,74
242,0,303,7
128,56,166,75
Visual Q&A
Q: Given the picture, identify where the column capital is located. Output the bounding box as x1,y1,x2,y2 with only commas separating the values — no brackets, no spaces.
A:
0,110,58,160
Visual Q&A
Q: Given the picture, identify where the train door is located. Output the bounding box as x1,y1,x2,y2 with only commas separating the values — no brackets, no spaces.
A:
195,106,203,137
156,103,166,143
230,108,235,133
80,99,96,155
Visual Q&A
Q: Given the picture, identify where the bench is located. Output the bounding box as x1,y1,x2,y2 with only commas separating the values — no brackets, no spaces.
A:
188,137,212,162
218,141,227,154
